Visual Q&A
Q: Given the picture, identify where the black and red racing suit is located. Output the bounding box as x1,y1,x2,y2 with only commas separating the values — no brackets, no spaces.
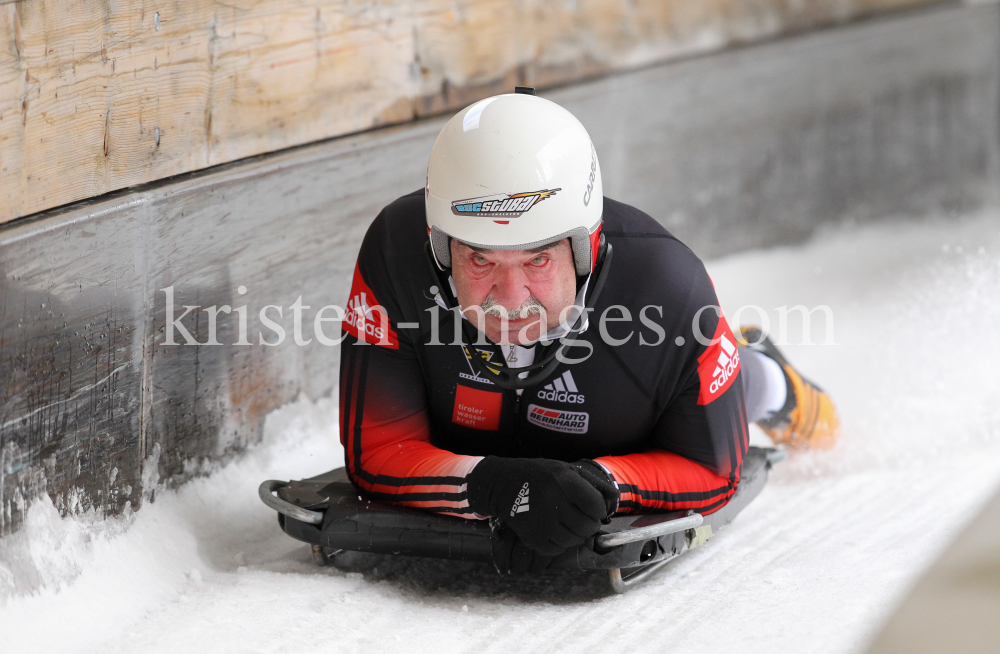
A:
339,191,749,518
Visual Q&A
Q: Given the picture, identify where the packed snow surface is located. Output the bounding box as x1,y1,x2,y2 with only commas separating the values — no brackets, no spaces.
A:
3,213,1000,654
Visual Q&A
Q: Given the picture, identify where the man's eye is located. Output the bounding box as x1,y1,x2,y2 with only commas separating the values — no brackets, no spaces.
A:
531,257,546,265
473,256,489,265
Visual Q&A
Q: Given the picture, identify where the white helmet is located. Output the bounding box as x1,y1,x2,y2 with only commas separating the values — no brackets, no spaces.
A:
426,89,603,277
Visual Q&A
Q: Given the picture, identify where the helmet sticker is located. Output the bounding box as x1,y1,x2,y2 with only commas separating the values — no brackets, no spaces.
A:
451,189,560,219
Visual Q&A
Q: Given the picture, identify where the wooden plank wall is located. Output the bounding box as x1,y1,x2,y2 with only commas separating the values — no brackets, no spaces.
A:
0,0,943,223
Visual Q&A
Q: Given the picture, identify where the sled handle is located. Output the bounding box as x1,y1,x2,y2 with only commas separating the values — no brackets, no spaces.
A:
259,480,324,525
595,513,704,549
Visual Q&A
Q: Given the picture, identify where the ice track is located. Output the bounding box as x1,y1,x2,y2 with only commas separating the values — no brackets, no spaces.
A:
3,213,1000,654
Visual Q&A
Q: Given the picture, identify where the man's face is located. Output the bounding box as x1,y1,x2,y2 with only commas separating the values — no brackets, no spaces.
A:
450,238,578,345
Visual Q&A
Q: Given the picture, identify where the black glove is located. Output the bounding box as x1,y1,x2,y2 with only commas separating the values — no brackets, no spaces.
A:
573,460,620,519
466,457,609,556
490,523,557,575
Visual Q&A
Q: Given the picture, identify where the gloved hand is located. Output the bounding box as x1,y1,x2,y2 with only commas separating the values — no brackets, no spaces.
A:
466,457,610,556
573,460,620,519
490,523,557,575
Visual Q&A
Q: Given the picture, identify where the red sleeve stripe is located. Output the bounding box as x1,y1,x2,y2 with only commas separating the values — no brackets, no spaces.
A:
614,482,737,515
353,473,468,487
726,373,750,478
341,339,363,470
596,449,742,516
615,483,734,503
353,495,477,513
340,339,481,515
402,506,479,517
614,489,737,515
617,495,732,514
349,462,480,506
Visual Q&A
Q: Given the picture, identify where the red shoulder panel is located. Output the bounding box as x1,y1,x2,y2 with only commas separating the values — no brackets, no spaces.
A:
343,263,400,349
697,315,741,405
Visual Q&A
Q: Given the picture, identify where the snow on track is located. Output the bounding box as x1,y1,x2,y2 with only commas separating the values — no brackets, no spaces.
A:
3,213,1000,654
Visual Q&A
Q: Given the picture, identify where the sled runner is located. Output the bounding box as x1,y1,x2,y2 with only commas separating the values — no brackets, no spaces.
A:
260,446,786,593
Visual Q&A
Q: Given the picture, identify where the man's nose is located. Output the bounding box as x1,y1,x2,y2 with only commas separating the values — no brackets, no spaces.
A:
491,264,531,309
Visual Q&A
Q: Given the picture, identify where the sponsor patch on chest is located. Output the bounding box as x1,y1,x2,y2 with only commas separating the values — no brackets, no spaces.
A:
527,404,590,434
452,384,503,431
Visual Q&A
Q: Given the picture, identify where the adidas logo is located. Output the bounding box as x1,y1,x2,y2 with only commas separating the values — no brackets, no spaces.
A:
346,292,386,341
536,370,585,404
710,335,740,395
347,292,372,320
509,482,530,516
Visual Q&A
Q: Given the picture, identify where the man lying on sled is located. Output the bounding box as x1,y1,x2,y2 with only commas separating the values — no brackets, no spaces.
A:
338,89,839,575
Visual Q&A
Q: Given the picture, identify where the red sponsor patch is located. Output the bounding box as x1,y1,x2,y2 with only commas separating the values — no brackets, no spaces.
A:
452,385,503,431
343,263,399,349
696,315,741,405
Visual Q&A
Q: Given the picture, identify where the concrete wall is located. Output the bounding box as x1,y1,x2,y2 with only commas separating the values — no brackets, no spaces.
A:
866,484,1000,654
2,2,998,534
579,2,1000,253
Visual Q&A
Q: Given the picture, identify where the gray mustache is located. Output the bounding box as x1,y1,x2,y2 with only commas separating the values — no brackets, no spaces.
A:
478,295,546,321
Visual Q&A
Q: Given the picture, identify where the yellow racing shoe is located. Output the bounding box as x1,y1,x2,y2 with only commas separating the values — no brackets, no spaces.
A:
737,326,840,449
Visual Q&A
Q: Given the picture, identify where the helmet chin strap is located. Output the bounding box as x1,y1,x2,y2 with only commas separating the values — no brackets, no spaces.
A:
423,235,614,390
